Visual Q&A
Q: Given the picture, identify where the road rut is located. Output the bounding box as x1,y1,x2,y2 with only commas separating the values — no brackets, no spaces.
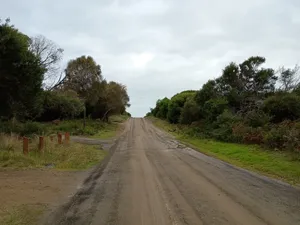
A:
45,118,300,225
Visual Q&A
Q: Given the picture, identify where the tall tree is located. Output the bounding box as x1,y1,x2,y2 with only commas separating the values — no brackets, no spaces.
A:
0,19,45,119
278,65,300,92
29,35,63,88
64,56,102,98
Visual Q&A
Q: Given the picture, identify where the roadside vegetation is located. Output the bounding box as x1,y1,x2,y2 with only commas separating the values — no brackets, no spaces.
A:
150,118,300,184
0,204,46,225
147,56,300,184
0,18,130,136
0,133,107,169
0,18,131,225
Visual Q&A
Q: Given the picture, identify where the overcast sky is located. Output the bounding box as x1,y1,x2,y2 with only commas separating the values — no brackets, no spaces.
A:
1,0,300,116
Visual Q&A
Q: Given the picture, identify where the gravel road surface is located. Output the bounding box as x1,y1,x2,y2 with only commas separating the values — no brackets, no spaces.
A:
45,118,300,225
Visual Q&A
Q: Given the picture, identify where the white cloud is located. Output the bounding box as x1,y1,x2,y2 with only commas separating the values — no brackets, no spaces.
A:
131,52,154,69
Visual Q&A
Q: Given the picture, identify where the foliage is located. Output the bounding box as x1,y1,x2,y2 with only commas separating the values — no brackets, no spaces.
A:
243,110,271,128
150,117,300,184
37,91,84,121
263,93,300,122
63,55,102,99
0,20,129,125
0,19,45,120
153,98,170,119
203,97,228,121
179,97,200,124
148,56,300,152
167,91,196,123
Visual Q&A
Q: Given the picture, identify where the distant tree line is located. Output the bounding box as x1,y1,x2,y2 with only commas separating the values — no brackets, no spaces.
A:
0,19,130,122
148,56,300,152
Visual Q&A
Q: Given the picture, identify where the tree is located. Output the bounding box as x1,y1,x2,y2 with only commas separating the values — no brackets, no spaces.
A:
155,98,170,119
167,91,196,123
179,97,200,124
87,81,130,121
0,19,45,120
217,56,277,112
278,65,300,92
195,80,218,106
102,81,130,120
63,56,102,99
29,35,63,88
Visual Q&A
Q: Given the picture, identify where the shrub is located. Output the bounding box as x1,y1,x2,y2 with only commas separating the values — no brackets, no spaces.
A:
212,110,241,142
0,120,47,136
37,91,85,121
263,121,300,151
203,97,228,122
243,110,271,128
179,98,201,125
263,93,300,123
231,123,264,144
167,91,196,124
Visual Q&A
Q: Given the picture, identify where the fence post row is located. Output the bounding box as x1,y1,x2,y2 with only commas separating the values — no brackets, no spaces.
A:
21,132,70,155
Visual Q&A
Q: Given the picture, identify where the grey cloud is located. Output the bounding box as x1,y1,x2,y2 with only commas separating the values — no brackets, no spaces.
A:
1,0,300,116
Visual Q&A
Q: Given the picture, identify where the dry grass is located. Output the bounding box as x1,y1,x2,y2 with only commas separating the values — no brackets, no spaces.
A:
0,204,47,225
0,133,107,169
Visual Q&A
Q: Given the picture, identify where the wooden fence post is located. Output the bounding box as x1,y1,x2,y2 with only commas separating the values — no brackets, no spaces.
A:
65,132,70,144
57,133,62,144
38,136,44,152
50,135,54,141
23,137,29,155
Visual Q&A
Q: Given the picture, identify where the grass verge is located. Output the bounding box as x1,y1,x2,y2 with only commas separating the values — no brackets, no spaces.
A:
0,134,107,170
92,115,128,139
0,204,47,225
150,117,300,185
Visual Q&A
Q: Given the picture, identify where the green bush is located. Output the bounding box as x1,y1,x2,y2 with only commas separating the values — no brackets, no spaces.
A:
263,93,300,123
155,98,170,119
243,110,271,128
0,120,47,136
179,98,201,124
263,121,300,151
211,110,241,142
38,91,85,121
167,91,196,124
203,97,228,122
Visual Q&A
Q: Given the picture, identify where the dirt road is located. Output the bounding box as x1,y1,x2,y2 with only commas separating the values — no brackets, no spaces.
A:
45,118,300,225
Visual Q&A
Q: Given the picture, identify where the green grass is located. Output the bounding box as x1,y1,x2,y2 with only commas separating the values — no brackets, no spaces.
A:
0,204,46,225
0,134,107,170
92,115,128,139
150,117,300,185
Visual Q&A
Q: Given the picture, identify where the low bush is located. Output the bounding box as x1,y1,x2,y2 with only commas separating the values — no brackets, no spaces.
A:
0,121,47,136
263,121,300,152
